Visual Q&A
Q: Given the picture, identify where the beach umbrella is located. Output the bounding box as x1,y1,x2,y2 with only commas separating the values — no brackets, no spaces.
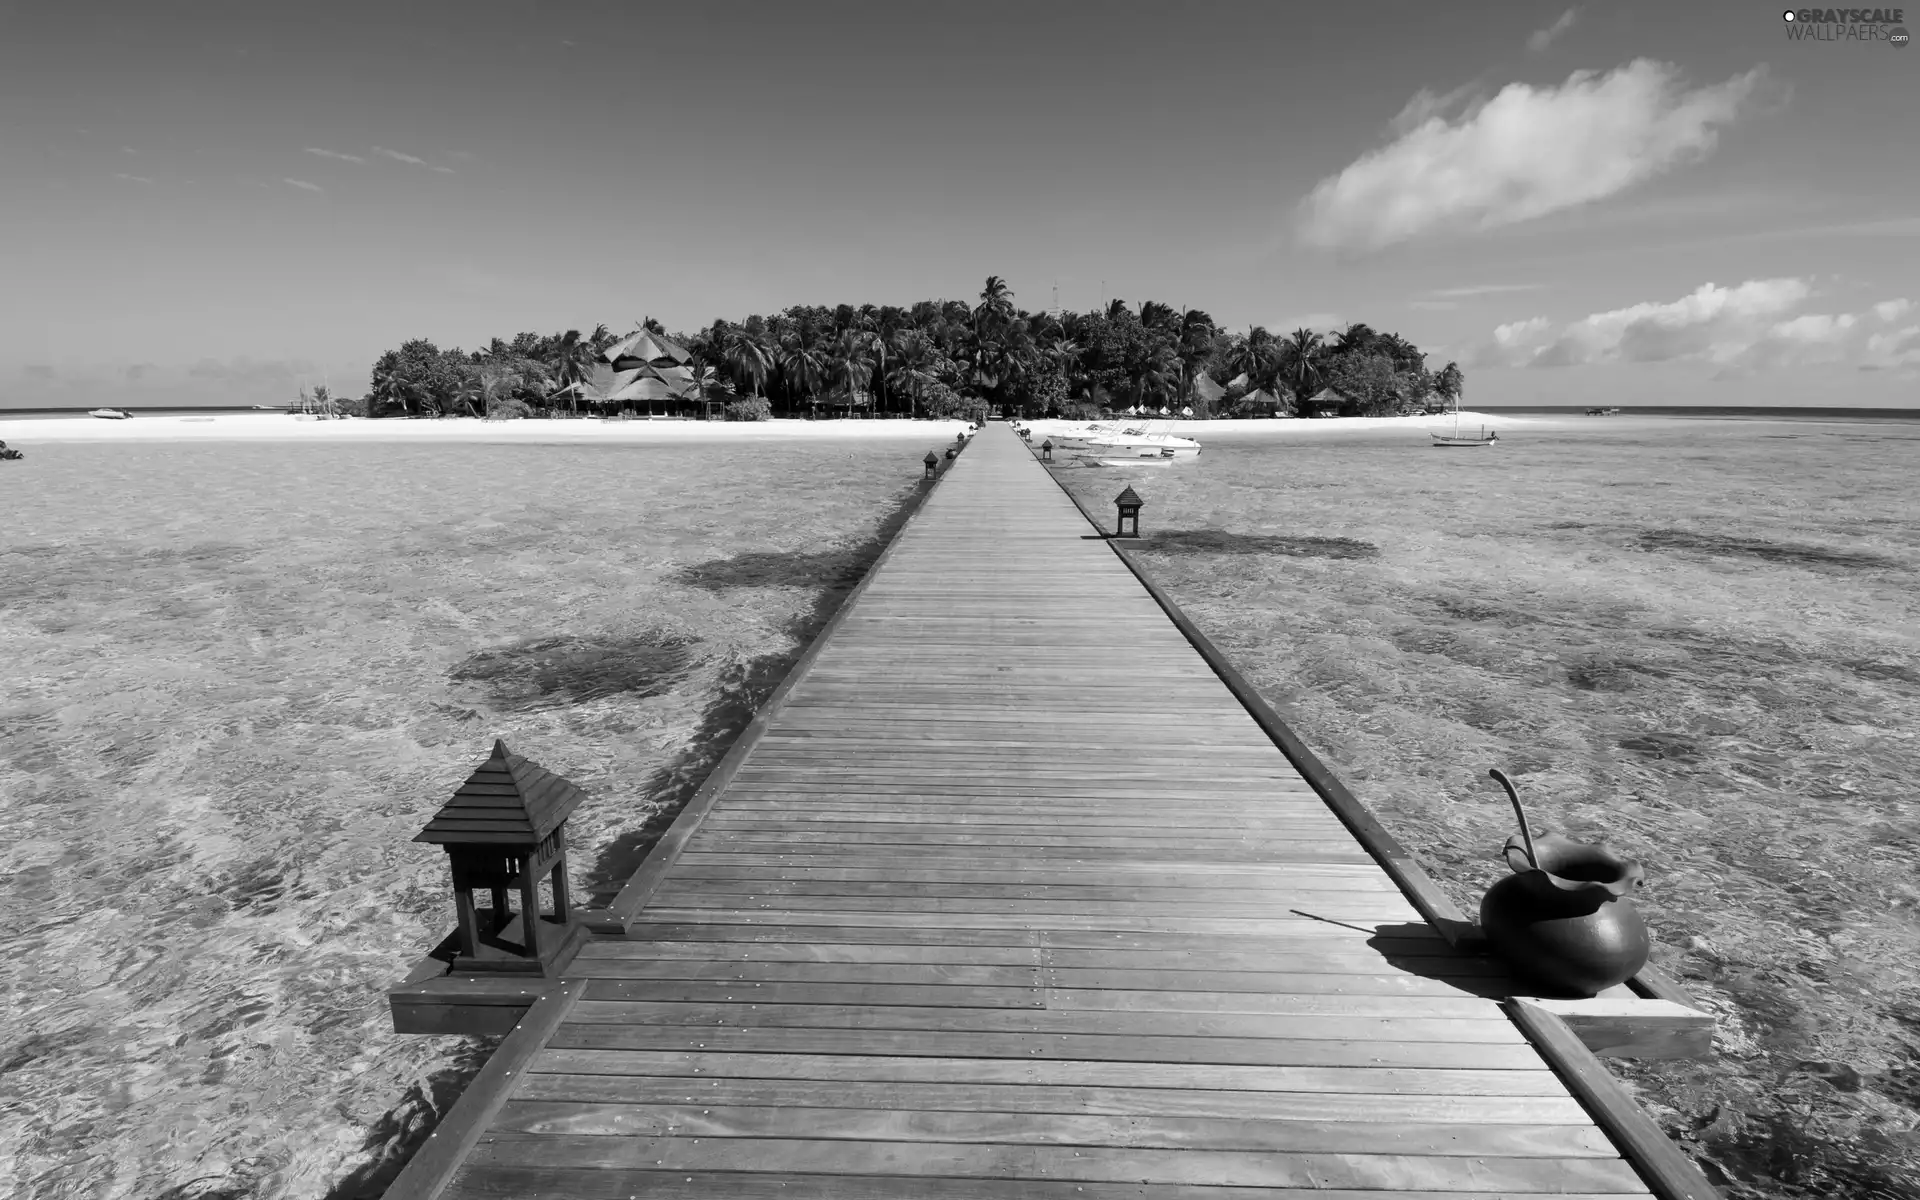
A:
1191,373,1226,405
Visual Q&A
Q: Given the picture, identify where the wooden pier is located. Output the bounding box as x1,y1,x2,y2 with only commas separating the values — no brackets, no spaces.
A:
386,424,1717,1199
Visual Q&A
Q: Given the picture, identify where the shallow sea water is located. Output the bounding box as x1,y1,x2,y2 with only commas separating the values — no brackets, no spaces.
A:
0,437,934,1200
1056,416,1920,1199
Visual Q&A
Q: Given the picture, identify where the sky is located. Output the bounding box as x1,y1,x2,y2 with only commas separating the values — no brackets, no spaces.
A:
2,0,1915,409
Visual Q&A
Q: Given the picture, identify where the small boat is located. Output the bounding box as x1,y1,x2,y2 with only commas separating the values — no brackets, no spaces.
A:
88,408,133,420
1055,420,1201,461
1430,406,1497,447
1585,407,1621,416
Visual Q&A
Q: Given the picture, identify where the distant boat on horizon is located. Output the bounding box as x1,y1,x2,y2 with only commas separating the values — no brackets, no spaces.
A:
88,408,133,420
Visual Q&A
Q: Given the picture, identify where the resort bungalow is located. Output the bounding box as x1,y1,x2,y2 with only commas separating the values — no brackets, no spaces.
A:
1302,386,1357,418
1189,371,1226,414
578,327,702,417
1238,387,1291,418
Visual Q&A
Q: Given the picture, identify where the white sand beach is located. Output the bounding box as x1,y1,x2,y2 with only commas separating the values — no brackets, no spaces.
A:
0,410,1559,448
1022,411,1541,438
0,413,981,443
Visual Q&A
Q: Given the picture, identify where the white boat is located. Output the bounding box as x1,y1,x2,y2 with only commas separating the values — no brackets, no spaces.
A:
1429,408,1497,447
88,408,133,420
1055,421,1201,461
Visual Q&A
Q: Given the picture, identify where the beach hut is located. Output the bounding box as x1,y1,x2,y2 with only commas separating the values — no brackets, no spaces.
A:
1303,386,1356,418
1234,388,1288,417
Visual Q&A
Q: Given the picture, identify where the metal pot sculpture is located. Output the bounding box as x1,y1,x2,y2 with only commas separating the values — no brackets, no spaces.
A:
1478,768,1651,997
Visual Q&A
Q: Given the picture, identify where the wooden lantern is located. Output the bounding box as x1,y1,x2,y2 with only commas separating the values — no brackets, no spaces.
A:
1113,485,1144,539
924,450,939,477
1040,439,1054,462
413,739,588,976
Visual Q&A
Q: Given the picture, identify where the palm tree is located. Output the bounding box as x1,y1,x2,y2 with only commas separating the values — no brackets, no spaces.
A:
544,329,596,414
1139,301,1178,336
474,367,523,417
1127,343,1180,412
1225,327,1280,392
1176,308,1216,412
1434,361,1465,413
827,328,875,418
886,330,943,419
1278,327,1326,409
683,361,735,420
723,328,772,402
975,276,1015,338
778,320,830,417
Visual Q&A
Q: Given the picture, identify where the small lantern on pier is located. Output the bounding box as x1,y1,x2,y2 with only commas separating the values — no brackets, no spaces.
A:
1040,439,1054,462
1113,485,1144,539
413,739,589,976
924,450,939,478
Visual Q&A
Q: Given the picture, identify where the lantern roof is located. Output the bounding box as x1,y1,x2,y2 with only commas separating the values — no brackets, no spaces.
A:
1114,485,1144,508
413,739,588,846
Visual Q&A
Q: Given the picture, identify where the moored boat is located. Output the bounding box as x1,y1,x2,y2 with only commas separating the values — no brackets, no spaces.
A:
1054,421,1201,461
88,408,133,420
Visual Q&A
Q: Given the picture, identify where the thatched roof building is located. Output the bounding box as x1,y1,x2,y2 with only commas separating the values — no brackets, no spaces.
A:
1303,386,1355,417
603,328,690,371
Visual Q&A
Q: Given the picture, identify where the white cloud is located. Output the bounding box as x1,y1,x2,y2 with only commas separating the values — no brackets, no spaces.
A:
1388,82,1481,136
113,173,154,184
305,147,367,163
1432,283,1547,298
1467,279,1920,373
1297,60,1767,253
283,177,324,193
1272,312,1345,333
1410,300,1459,311
1527,8,1578,53
371,145,454,173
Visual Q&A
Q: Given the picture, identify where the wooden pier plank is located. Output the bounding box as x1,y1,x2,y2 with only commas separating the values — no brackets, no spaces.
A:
426,428,1674,1200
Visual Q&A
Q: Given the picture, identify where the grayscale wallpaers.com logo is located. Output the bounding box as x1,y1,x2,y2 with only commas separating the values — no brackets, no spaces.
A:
1783,7,1910,44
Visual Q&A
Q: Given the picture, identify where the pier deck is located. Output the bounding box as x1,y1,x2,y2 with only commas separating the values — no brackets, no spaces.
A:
407,425,1666,1198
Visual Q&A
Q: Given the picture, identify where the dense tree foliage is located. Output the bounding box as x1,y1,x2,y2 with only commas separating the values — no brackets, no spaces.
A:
356,280,1457,419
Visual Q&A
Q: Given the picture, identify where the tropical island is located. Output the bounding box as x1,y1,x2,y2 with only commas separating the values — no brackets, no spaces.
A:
322,277,1466,423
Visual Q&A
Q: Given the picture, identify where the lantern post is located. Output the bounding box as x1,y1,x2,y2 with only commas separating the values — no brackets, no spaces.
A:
1113,485,1144,539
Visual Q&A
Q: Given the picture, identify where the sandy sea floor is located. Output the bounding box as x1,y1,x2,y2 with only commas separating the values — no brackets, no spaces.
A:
0,433,949,1200
5,412,1918,1199
1050,414,1920,1199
